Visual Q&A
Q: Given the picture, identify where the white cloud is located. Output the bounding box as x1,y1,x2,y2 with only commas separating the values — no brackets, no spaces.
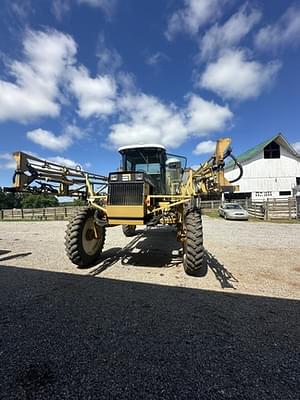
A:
78,0,117,15
293,142,300,153
200,49,281,100
193,140,216,155
145,52,170,66
96,33,122,74
0,29,76,122
69,66,117,118
47,156,81,169
200,4,261,60
0,26,234,154
9,0,32,20
108,93,233,149
0,150,82,171
27,129,72,152
255,5,300,52
109,93,187,148
185,95,233,134
63,124,84,139
0,153,15,169
51,0,71,20
117,71,137,94
52,0,117,20
165,0,226,40
26,125,84,151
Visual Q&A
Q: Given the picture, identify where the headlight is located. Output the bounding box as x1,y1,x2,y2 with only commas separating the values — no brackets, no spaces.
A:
122,174,131,181
135,173,143,180
110,174,118,181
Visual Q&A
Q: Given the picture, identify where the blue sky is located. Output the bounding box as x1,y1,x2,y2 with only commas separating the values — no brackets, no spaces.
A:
0,0,300,186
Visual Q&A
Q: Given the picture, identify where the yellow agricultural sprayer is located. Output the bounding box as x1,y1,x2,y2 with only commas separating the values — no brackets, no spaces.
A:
5,138,242,275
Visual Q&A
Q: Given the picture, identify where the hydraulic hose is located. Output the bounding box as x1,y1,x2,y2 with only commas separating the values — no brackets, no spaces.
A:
228,154,243,183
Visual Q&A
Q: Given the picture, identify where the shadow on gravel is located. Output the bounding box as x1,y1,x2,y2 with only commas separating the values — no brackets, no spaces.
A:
204,251,239,289
90,227,182,276
0,265,299,400
0,251,32,263
0,250,11,256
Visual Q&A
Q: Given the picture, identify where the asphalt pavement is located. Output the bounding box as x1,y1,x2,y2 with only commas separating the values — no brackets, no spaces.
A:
0,264,299,399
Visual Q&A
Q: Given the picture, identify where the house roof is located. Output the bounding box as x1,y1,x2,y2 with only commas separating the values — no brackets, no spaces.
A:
226,133,300,169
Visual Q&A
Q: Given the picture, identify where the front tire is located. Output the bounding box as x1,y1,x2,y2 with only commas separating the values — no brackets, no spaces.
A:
65,207,106,267
183,209,206,276
122,224,136,237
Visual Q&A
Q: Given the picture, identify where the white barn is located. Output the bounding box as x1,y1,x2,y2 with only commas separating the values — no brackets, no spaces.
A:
225,133,300,200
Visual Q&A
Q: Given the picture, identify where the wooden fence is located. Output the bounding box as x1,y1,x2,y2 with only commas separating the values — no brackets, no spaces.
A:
247,198,297,220
0,206,84,221
0,197,298,221
201,199,248,210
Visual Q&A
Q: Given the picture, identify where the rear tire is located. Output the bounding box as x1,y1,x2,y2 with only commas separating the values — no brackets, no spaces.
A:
65,207,106,267
183,209,206,276
122,224,136,237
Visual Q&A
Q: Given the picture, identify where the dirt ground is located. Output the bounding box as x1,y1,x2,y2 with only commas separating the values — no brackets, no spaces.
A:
0,216,299,299
1,217,299,399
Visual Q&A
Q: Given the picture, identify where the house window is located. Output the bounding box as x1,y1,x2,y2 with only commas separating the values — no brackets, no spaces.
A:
279,191,291,196
296,177,300,186
264,141,280,159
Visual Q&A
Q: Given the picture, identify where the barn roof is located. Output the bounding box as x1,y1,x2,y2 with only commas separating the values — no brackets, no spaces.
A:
226,133,299,169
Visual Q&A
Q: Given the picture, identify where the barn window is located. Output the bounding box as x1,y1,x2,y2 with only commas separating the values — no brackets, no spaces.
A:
297,177,300,186
264,141,280,159
279,191,291,196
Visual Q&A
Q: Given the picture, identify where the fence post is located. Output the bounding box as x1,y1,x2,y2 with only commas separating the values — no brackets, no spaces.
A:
21,208,24,219
211,201,213,209
265,199,269,220
288,198,292,220
1,210,3,220
64,207,68,218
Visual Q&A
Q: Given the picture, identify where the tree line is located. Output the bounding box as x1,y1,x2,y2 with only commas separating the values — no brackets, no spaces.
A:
0,190,59,209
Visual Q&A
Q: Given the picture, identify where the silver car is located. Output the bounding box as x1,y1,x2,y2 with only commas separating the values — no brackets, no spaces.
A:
218,203,249,220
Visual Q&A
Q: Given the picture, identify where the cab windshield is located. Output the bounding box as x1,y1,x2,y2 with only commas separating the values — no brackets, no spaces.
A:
134,162,161,174
121,148,165,173
119,147,167,193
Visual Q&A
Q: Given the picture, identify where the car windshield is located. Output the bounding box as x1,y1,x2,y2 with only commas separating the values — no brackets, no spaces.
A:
224,204,242,210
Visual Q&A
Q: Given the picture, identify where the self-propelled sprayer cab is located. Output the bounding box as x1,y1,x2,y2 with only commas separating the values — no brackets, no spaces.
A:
117,144,187,195
118,144,167,194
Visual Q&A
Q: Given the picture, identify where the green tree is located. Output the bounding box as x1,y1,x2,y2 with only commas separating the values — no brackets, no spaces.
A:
21,194,59,209
72,198,86,206
0,190,25,209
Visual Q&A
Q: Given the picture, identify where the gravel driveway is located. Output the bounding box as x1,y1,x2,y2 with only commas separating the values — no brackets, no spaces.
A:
0,217,299,399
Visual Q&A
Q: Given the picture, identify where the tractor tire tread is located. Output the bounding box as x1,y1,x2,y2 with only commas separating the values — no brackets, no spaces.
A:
64,208,106,267
183,209,206,276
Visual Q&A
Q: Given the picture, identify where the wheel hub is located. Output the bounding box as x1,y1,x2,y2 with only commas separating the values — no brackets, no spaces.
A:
86,228,95,241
